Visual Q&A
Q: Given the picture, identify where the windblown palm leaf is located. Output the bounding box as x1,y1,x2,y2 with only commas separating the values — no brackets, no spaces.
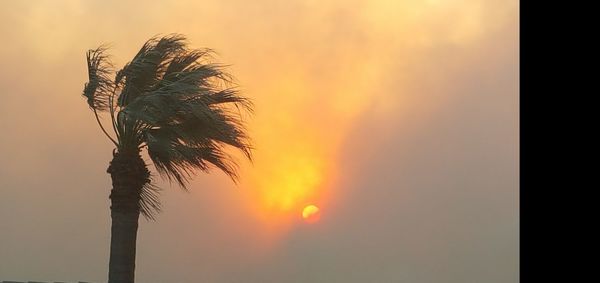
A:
82,34,253,219
83,45,114,111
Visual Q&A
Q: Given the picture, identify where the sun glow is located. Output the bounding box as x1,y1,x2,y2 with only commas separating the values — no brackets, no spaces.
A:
244,133,330,219
238,41,380,226
302,205,320,223
263,155,322,211
226,0,498,229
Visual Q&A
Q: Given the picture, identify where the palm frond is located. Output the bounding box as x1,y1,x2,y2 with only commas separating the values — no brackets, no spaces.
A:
146,129,240,188
83,46,114,111
139,179,162,220
162,49,216,81
116,34,187,107
122,48,254,178
206,88,254,111
82,33,253,201
138,86,253,187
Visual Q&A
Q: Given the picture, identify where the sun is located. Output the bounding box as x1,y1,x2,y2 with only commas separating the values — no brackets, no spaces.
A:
302,204,320,223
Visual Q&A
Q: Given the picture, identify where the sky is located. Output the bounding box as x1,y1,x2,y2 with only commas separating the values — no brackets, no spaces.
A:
0,0,519,282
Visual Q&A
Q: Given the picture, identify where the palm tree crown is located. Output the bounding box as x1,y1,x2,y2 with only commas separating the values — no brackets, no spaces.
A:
83,34,252,219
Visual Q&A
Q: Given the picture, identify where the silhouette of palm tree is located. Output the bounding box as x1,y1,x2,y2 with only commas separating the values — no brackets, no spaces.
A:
81,34,252,283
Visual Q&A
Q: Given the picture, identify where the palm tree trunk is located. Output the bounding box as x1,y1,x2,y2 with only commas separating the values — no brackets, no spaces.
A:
107,150,149,283
108,210,139,283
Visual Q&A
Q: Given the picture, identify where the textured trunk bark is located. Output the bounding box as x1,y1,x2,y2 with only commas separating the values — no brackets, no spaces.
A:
108,210,139,283
107,150,149,283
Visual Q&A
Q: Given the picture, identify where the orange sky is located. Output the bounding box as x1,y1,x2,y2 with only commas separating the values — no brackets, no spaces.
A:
0,1,518,282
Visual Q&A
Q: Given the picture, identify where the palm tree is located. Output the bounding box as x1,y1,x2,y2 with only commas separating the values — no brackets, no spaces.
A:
81,34,252,283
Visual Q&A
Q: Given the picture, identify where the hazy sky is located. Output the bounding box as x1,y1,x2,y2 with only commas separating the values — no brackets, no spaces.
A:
0,0,518,282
